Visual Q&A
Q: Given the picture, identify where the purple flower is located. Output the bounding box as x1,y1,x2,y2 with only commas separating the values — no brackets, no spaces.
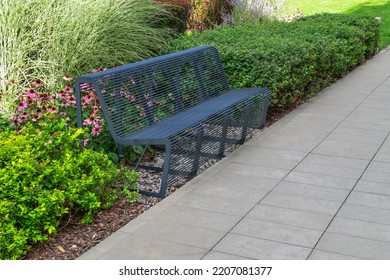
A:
60,100,70,107
91,124,102,136
63,74,72,81
63,85,74,93
26,89,37,99
31,79,44,88
58,91,68,99
17,101,28,111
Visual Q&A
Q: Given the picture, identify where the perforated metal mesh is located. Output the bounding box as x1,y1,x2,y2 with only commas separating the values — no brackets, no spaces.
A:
75,46,270,197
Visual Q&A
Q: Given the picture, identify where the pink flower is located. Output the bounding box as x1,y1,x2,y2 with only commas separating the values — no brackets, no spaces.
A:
31,79,44,88
39,93,51,103
69,96,76,104
60,101,70,107
63,85,74,93
58,91,68,99
83,138,89,146
48,106,58,113
17,101,28,111
156,100,166,105
11,117,21,126
32,114,41,122
63,74,72,81
26,89,37,99
60,112,67,116
83,119,91,126
83,114,100,126
91,124,102,136
126,95,136,102
92,67,106,73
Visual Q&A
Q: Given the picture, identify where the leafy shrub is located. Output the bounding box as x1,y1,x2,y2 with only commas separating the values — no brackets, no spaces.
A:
164,13,380,108
0,119,138,260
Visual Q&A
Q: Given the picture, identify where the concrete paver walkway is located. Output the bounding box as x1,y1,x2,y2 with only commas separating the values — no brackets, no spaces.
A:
80,47,390,260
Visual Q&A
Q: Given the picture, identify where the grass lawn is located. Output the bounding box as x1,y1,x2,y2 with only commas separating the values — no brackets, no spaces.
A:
284,0,390,49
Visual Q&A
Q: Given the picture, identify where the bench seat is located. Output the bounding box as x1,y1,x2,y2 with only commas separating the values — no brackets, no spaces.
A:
123,88,269,144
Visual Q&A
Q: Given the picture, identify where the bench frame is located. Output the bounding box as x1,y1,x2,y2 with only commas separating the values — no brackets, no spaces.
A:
75,45,270,198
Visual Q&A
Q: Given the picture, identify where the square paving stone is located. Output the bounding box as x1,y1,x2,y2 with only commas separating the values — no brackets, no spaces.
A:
316,232,390,259
97,235,207,260
214,233,311,260
260,192,342,216
229,146,306,170
246,204,333,231
221,162,290,180
347,191,390,210
337,203,390,225
191,173,278,202
273,181,350,202
284,171,357,190
354,180,390,196
202,251,252,260
294,162,363,179
231,218,323,248
154,205,241,232
131,219,225,249
327,217,390,243
174,192,255,216
308,250,364,260
302,154,369,170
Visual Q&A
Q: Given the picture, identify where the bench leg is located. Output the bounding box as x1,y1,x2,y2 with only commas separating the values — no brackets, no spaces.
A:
158,143,172,198
217,110,229,158
259,94,270,129
137,143,172,198
188,124,204,176
117,144,124,157
239,99,252,144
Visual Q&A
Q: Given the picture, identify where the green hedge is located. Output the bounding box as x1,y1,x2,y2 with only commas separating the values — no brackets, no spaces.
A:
0,119,138,259
164,13,380,108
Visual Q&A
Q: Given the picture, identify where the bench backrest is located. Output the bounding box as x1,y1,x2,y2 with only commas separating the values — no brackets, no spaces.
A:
75,46,230,141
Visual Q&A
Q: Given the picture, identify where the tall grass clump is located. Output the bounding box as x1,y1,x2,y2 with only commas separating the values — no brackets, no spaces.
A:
0,0,174,119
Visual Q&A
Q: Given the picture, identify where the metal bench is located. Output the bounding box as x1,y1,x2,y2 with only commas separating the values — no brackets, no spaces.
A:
75,45,270,198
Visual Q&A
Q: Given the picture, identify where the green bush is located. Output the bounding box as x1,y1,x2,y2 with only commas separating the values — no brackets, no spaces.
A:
0,118,138,260
164,13,380,108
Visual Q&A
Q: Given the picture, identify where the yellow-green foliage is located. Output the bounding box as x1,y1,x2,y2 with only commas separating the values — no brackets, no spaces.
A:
0,118,138,259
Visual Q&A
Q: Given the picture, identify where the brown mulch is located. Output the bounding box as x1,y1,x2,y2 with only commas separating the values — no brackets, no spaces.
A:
23,197,153,260
23,105,294,260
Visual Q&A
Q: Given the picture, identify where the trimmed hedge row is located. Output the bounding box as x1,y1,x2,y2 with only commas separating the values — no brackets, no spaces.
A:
164,13,380,108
